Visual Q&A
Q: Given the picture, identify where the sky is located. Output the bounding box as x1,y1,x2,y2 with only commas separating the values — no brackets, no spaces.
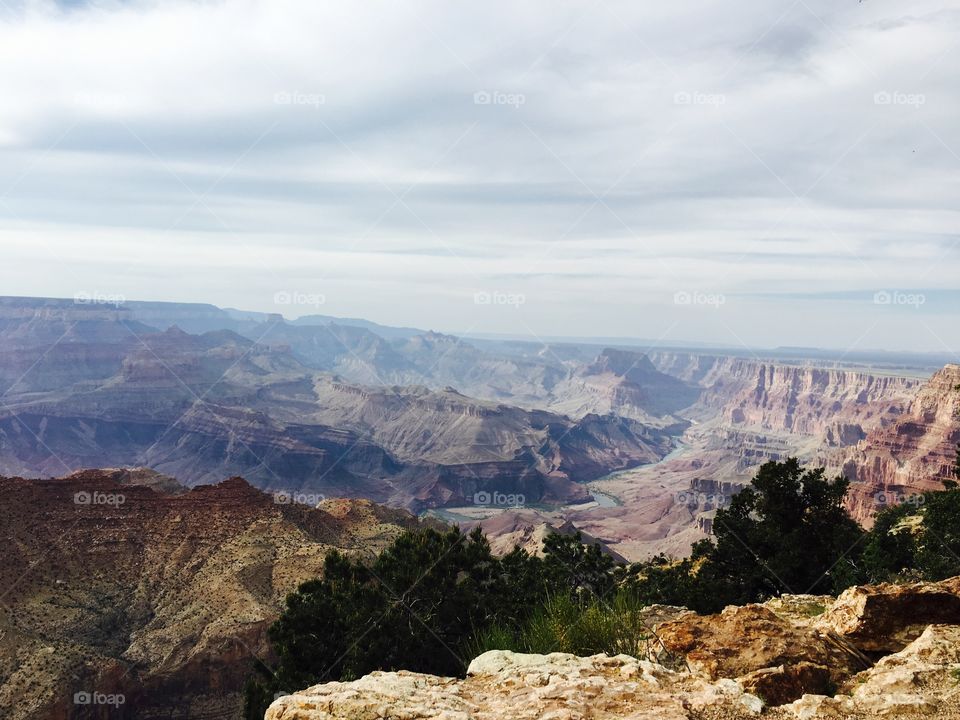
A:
0,0,958,354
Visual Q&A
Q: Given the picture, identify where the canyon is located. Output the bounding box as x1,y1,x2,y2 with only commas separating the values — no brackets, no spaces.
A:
2,297,959,720
467,352,947,560
0,300,677,512
840,364,960,525
2,297,958,560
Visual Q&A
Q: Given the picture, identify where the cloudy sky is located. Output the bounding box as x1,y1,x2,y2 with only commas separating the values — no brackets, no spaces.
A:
0,0,958,353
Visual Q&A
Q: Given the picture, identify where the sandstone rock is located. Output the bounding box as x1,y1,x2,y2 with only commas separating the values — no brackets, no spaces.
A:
841,364,960,526
816,577,960,653
655,604,867,702
845,624,960,713
0,472,423,720
267,651,764,720
739,663,834,707
779,624,960,719
778,693,840,720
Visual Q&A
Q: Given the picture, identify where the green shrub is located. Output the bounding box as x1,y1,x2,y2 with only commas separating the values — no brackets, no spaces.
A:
246,451,960,720
469,591,652,659
243,526,617,719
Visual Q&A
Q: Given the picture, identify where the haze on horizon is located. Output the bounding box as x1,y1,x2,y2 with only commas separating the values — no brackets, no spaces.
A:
0,0,958,354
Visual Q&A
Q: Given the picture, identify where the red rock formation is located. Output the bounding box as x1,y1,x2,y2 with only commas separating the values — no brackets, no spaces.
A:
841,364,960,525
0,470,423,720
650,353,920,439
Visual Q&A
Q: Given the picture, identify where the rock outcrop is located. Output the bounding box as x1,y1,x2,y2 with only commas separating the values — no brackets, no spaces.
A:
267,578,960,720
266,651,765,720
814,576,960,653
0,470,424,720
656,604,869,703
649,352,920,441
841,364,960,524
781,624,960,718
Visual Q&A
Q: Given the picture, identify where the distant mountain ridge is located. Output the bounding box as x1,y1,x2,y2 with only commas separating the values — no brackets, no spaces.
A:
0,298,682,510
1,295,951,559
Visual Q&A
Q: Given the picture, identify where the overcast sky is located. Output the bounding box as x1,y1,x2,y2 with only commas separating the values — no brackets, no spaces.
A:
0,0,958,353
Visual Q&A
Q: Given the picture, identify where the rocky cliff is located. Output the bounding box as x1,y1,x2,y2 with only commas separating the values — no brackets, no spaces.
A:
0,324,677,511
0,470,424,720
841,364,960,524
0,298,150,395
649,352,921,441
267,577,960,720
545,348,701,423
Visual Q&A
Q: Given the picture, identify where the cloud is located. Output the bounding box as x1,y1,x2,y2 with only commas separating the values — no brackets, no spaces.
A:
0,0,958,352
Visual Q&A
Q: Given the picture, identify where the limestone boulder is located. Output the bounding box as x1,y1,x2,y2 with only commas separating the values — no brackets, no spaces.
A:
655,604,867,703
815,577,960,653
779,624,960,719
266,651,764,720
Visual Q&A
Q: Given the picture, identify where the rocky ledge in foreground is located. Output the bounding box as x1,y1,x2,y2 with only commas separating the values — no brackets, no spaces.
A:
266,577,960,720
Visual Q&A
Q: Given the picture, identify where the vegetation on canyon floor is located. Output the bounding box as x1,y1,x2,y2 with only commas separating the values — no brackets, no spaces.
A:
244,453,960,719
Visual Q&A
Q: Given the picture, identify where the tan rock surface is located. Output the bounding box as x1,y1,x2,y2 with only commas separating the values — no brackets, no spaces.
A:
266,651,764,720
266,579,960,720
655,604,868,702
778,624,960,719
815,576,960,653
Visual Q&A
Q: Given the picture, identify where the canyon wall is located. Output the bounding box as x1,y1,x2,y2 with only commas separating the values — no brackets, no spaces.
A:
649,352,921,441
0,471,424,720
841,364,960,524
0,325,678,510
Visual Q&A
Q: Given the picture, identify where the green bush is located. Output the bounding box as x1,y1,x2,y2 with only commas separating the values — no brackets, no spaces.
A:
619,459,867,613
863,486,960,582
243,526,616,719
469,591,652,659
246,449,960,719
